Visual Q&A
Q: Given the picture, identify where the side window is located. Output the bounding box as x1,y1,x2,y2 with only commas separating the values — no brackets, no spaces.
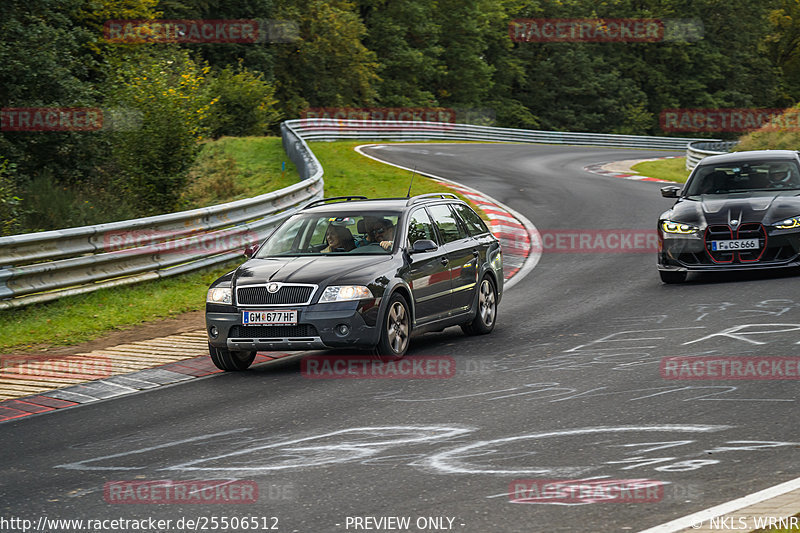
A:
406,209,437,247
311,218,331,245
427,204,468,244
452,203,489,236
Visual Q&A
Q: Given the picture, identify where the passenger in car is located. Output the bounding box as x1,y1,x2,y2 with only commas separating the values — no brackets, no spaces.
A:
373,219,395,250
321,225,355,252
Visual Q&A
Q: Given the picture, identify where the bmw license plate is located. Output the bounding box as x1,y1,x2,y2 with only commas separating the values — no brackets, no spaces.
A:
242,310,297,325
711,238,759,251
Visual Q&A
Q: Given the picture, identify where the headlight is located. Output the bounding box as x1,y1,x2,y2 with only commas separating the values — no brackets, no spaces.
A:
319,285,373,302
207,287,232,304
775,216,800,229
661,220,698,234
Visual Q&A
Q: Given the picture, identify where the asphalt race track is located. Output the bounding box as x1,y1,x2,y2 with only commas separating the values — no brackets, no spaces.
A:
2,143,799,533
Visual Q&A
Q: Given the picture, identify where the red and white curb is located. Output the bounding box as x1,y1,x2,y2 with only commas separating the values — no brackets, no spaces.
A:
0,345,299,424
354,143,541,289
0,143,542,424
584,156,681,183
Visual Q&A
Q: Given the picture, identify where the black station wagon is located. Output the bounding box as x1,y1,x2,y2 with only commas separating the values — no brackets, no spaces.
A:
205,193,504,370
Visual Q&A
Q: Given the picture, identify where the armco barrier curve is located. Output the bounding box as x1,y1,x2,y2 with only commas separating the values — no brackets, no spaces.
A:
0,119,711,308
0,122,323,309
288,118,713,150
685,140,738,171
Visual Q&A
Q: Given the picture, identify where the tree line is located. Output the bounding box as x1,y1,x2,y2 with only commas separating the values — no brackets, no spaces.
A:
2,0,799,233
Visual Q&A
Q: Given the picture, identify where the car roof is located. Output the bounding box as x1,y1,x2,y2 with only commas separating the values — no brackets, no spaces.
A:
698,149,800,166
302,194,466,213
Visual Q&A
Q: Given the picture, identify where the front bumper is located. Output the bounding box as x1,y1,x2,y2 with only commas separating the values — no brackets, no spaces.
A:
206,299,381,351
658,224,800,272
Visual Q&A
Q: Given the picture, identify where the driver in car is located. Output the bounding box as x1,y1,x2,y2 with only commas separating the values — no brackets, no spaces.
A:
321,225,355,252
373,219,395,250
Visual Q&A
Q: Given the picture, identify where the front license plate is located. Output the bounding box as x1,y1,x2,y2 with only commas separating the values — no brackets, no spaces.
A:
242,310,298,325
711,238,759,251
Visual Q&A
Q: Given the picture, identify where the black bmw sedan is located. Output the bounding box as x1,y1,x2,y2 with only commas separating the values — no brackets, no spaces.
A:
205,193,504,370
658,150,800,283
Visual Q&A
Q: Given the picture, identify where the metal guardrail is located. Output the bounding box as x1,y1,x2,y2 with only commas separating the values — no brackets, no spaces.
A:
0,121,323,309
685,140,738,171
287,118,712,151
0,117,715,308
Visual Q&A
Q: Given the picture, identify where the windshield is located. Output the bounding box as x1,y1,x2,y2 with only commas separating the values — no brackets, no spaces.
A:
255,211,401,257
685,160,800,196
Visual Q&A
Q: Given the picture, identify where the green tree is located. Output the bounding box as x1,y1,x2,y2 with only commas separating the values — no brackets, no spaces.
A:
206,63,282,137
763,0,800,104
272,0,380,117
433,0,495,107
357,0,442,106
0,0,104,187
104,48,218,213
156,0,277,82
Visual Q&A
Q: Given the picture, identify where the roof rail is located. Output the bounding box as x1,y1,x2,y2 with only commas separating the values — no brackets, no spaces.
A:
303,196,369,210
405,193,459,206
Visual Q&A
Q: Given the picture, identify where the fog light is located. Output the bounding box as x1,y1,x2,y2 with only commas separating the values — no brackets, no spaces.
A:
335,324,350,337
209,326,218,338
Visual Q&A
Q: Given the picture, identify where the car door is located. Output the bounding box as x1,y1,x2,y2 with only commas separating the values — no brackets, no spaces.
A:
404,207,452,324
426,203,478,314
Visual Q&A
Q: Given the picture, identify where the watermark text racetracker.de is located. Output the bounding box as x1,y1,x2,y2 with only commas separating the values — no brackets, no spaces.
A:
530,229,657,254
509,479,664,504
661,356,800,380
301,355,456,379
104,19,299,44
1,108,103,132
104,480,259,504
0,515,280,532
660,108,800,132
302,106,457,126
0,355,112,381
104,229,259,255
509,18,703,43
1,107,143,133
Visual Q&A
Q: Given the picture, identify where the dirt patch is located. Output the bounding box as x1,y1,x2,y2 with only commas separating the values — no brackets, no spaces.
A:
0,310,206,357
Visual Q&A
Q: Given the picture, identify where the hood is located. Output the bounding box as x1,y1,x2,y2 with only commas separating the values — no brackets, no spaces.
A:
669,191,800,227
233,255,393,288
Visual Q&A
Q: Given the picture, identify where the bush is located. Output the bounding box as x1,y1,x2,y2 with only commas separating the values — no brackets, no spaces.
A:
179,143,244,208
17,173,138,231
104,48,218,215
736,107,800,151
206,63,282,138
0,159,22,236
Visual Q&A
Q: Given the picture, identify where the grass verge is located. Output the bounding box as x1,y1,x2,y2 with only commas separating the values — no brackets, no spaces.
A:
0,262,238,352
631,157,691,183
180,136,299,209
309,141,488,219
2,139,490,351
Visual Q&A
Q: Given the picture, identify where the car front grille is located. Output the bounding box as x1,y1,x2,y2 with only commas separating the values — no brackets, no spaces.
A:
736,223,766,262
229,325,319,339
237,285,315,306
676,222,797,266
705,225,734,263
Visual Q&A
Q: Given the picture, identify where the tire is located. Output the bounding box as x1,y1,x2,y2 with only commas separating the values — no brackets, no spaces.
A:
461,275,497,336
374,293,411,358
659,270,687,284
208,343,256,371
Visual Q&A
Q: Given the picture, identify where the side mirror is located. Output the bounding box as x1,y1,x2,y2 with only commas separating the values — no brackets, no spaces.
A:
661,186,681,198
244,243,260,258
410,239,438,253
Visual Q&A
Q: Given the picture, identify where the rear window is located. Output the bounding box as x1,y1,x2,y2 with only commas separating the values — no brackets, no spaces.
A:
427,204,468,244
452,203,489,236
